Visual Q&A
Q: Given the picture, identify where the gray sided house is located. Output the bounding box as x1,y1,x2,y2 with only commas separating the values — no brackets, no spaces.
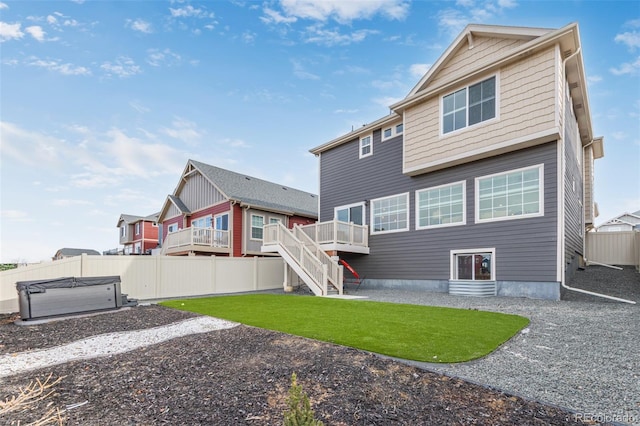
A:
310,23,604,300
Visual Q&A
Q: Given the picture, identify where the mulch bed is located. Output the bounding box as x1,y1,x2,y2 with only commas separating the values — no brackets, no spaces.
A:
1,305,599,425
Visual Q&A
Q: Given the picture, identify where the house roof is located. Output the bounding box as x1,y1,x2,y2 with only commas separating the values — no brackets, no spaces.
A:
189,160,318,218
159,160,318,221
310,22,600,155
598,211,640,228
117,212,160,227
54,248,101,257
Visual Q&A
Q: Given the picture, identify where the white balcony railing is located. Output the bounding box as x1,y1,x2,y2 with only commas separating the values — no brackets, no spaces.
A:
299,220,368,248
164,227,229,251
263,223,343,296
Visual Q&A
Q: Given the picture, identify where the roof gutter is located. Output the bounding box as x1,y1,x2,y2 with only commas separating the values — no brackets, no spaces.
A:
559,49,635,305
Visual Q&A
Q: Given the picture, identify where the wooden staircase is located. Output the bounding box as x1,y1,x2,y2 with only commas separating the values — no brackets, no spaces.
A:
262,223,343,296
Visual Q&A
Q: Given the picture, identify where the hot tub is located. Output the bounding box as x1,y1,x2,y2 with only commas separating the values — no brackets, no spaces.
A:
17,276,124,320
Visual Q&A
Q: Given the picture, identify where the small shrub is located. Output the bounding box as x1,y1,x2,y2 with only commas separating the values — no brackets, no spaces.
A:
283,373,324,426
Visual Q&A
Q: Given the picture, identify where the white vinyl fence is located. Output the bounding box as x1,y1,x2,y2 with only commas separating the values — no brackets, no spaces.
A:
0,255,284,314
585,231,640,268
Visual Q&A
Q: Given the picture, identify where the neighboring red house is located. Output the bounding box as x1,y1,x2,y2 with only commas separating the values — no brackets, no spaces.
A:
158,159,318,256
117,213,160,255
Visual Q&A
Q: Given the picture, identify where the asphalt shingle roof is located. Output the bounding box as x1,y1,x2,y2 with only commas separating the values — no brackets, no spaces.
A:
189,159,318,218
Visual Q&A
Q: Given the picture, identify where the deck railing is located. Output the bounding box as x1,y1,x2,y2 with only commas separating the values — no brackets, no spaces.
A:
164,227,229,250
299,220,368,247
263,223,342,295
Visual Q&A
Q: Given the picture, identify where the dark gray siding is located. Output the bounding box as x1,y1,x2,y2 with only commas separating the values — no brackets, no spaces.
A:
563,98,585,282
320,130,558,282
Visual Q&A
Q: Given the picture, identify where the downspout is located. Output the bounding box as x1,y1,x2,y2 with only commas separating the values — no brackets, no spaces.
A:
229,200,236,257
560,48,635,304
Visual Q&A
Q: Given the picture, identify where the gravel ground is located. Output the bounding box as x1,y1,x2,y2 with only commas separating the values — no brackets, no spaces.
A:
1,265,636,425
354,265,640,426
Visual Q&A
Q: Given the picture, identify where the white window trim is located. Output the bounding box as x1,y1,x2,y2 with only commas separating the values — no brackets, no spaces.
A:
450,248,496,281
135,223,140,235
359,134,373,158
381,122,404,141
269,217,282,224
120,226,126,238
168,223,178,233
334,202,366,224
191,215,212,228
415,180,467,230
440,73,500,137
250,214,265,241
475,164,544,224
369,192,410,235
214,213,229,230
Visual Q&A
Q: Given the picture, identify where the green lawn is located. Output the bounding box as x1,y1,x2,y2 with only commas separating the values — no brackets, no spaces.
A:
161,294,529,363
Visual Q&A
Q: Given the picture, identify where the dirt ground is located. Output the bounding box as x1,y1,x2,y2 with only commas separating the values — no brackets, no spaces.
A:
0,305,601,425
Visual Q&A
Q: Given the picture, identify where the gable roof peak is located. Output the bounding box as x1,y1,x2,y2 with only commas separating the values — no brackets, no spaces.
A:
405,23,567,100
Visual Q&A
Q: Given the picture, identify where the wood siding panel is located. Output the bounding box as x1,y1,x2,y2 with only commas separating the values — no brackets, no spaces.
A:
289,215,316,229
320,132,558,283
244,208,288,253
429,36,529,88
187,201,231,227
404,46,558,174
179,171,226,212
166,204,180,219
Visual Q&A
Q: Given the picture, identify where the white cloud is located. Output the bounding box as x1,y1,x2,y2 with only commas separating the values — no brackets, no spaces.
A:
25,25,45,41
169,5,213,18
261,8,298,25
52,199,93,207
221,138,250,148
28,57,91,75
587,75,602,85
0,2,8,10
128,19,153,34
610,56,640,75
372,95,403,108
409,63,431,78
146,48,181,67
0,21,24,41
292,59,320,80
277,0,409,24
303,25,378,46
160,118,203,145
439,0,518,36
0,121,68,168
129,100,150,113
47,15,57,25
615,31,640,50
1,210,32,222
334,108,359,114
241,31,256,44
101,56,141,78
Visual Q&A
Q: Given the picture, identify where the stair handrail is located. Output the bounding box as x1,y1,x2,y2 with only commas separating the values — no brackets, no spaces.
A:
264,223,329,295
293,225,343,295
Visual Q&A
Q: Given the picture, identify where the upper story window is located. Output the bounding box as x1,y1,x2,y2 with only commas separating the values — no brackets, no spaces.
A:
382,122,404,141
192,216,212,228
215,213,229,230
476,164,543,223
370,193,409,234
168,223,178,233
335,202,365,225
359,134,372,158
269,218,281,224
135,222,140,235
251,214,264,240
442,76,496,134
416,181,466,229
120,226,126,238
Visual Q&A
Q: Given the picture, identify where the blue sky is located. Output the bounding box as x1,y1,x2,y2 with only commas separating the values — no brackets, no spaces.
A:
1,0,638,263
